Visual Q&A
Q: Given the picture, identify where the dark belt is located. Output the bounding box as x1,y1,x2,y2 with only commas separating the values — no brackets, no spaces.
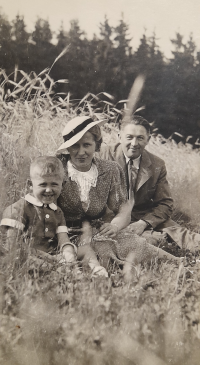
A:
65,207,107,229
65,219,82,229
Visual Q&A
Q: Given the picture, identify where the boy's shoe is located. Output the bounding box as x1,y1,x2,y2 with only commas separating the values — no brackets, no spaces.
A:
91,265,108,278
57,261,82,276
72,263,82,276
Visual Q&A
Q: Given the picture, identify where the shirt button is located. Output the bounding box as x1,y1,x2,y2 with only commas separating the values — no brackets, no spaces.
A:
45,228,48,232
46,214,50,218
44,205,47,208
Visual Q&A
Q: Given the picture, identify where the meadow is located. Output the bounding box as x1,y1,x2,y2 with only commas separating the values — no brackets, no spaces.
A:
0,68,200,365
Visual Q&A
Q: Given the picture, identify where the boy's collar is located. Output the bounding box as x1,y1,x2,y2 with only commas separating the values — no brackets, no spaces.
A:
24,194,57,211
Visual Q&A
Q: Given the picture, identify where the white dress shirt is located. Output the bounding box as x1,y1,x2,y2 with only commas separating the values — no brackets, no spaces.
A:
124,153,141,171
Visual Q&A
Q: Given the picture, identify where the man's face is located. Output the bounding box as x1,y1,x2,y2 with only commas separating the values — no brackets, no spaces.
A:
31,173,63,204
119,124,150,159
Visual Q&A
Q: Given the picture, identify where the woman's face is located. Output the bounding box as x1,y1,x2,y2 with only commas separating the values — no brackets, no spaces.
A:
67,131,96,171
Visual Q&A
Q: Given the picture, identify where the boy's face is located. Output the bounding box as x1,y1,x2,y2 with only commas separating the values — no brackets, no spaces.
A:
31,172,63,205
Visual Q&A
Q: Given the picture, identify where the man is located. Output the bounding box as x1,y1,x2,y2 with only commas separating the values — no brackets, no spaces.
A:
100,115,200,252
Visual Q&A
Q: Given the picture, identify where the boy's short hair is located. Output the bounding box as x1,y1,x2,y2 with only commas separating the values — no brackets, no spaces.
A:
120,115,151,134
30,156,64,180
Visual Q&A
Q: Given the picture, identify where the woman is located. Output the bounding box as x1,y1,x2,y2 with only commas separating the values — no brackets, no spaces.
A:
57,116,182,279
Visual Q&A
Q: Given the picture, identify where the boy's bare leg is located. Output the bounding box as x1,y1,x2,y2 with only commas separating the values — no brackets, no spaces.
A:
78,221,108,277
60,221,108,277
77,245,108,277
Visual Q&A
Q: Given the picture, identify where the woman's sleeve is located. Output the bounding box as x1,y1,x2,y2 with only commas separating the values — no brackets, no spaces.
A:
107,163,128,214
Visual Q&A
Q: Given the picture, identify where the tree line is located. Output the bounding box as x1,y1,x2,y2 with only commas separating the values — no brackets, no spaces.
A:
0,11,200,142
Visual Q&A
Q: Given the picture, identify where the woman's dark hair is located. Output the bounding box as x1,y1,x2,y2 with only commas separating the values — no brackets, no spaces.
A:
89,125,102,152
120,115,151,134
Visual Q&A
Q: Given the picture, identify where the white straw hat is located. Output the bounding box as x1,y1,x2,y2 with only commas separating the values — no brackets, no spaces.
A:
57,116,105,151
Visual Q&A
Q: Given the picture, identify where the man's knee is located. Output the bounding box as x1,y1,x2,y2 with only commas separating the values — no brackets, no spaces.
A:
155,219,179,231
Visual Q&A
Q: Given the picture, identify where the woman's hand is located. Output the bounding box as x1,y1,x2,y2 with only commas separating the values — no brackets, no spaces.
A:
97,223,118,238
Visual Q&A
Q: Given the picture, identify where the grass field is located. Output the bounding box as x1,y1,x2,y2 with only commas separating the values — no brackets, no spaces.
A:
0,69,200,365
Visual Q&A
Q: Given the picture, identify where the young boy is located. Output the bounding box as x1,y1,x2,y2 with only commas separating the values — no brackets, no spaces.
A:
0,156,108,276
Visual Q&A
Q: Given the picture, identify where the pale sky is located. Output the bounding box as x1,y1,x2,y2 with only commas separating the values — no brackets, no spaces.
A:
0,0,200,58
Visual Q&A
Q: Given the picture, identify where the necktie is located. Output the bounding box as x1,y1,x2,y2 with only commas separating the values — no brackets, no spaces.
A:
128,159,138,204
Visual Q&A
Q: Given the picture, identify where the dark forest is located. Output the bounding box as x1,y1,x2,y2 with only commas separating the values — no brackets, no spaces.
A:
1,11,200,142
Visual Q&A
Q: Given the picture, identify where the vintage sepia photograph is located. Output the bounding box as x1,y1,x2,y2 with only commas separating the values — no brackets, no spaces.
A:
0,0,200,364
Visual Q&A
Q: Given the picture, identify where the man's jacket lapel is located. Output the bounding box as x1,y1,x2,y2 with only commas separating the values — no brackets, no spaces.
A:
113,144,128,184
135,150,152,192
115,146,153,191
99,144,153,192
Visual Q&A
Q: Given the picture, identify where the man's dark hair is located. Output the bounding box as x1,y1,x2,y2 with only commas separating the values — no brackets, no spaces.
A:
120,115,151,134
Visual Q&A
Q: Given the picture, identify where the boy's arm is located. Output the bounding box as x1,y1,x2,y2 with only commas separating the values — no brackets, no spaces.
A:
0,199,26,250
57,232,77,263
56,209,77,262
1,226,19,251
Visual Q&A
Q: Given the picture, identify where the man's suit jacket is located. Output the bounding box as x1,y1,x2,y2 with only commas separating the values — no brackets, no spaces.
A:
99,143,173,229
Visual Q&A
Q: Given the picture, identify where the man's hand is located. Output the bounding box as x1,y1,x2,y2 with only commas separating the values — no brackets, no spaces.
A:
97,223,118,238
128,220,148,236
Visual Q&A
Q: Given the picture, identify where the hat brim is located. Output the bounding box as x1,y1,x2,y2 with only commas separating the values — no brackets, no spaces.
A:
57,119,106,152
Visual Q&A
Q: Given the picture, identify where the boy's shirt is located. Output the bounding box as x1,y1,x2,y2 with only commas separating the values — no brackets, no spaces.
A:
0,194,68,253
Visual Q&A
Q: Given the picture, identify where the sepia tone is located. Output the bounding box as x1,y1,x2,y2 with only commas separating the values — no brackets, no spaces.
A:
0,1,200,364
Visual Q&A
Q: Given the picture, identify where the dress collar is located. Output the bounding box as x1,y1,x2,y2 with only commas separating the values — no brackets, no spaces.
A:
68,160,97,179
123,153,141,169
24,194,57,211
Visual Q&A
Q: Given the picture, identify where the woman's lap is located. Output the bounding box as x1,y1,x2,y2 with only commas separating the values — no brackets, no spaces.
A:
91,227,181,268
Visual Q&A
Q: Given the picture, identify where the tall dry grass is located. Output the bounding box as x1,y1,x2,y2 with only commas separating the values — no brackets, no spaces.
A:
147,136,200,228
0,68,200,365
